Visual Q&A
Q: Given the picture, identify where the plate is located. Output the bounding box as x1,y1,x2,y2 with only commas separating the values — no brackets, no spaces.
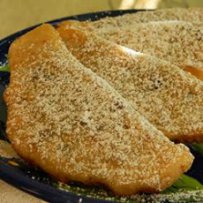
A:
1,10,203,203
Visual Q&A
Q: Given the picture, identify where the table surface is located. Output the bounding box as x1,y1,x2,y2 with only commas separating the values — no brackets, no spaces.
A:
0,0,203,202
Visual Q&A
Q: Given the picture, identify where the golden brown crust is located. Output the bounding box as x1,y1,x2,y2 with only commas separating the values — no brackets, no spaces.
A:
95,21,203,72
57,20,203,81
57,22,203,142
183,66,203,81
5,24,193,195
92,8,203,28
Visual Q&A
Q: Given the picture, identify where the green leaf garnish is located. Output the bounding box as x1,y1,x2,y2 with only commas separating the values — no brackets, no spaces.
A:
163,174,203,193
191,143,203,157
0,65,10,72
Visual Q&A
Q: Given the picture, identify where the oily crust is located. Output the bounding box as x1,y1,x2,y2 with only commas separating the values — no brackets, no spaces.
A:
57,22,203,142
4,24,193,195
57,20,203,81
